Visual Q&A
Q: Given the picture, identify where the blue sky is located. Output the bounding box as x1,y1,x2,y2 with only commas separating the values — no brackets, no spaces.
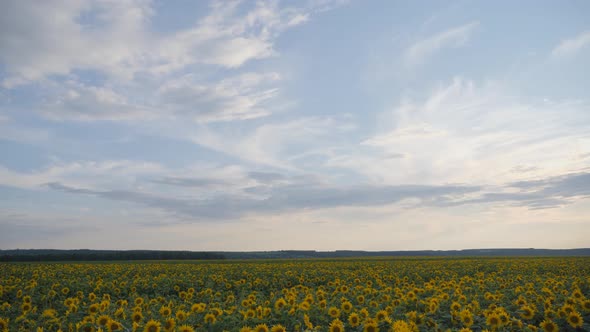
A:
1,0,589,251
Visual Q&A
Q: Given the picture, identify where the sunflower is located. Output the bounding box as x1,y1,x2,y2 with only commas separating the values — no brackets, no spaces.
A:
204,313,216,324
163,318,176,332
79,323,96,332
567,311,583,328
303,313,313,329
21,302,32,312
254,324,269,332
175,310,188,321
486,314,501,328
211,308,223,317
143,320,161,332
520,306,535,320
328,306,341,318
114,307,125,319
0,318,8,332
159,306,171,317
176,325,194,332
539,319,558,332
132,312,143,323
274,298,286,311
328,319,344,332
375,310,389,322
562,304,575,314
97,315,110,326
107,320,122,332
498,312,510,325
299,301,310,311
239,327,252,332
392,320,411,332
572,289,583,299
348,312,361,327
42,309,57,318
460,310,473,327
341,301,353,313
363,319,379,332
429,301,439,313
270,324,286,332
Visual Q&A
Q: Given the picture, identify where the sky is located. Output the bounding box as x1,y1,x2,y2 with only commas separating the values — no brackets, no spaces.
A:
0,0,589,251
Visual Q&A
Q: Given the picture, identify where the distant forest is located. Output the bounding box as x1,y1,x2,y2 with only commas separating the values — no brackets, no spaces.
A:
1,248,589,262
0,249,224,262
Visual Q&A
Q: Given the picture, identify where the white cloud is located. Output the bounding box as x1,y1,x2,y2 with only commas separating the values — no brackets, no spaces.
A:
0,160,164,190
0,1,347,123
0,0,340,86
0,0,152,87
552,30,590,57
404,21,479,66
42,81,153,121
191,116,356,169
327,77,590,186
156,72,281,122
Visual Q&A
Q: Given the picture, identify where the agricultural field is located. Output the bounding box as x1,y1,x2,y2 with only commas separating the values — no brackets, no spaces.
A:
0,257,589,332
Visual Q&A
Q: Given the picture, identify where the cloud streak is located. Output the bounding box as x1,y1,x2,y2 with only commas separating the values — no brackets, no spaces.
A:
552,30,590,57
404,21,479,65
45,170,590,222
46,180,480,222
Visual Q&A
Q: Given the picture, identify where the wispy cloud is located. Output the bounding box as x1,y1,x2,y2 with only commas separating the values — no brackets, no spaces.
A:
0,160,165,189
46,180,480,222
404,21,479,66
191,116,356,169
156,72,281,122
552,30,590,57
0,1,344,87
1,1,345,123
44,169,590,222
329,77,590,186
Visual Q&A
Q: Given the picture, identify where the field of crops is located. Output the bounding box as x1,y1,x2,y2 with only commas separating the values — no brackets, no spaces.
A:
1,257,589,332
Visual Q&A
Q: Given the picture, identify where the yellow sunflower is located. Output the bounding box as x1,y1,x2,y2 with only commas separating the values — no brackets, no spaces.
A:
143,320,161,332
97,315,110,326
163,318,176,332
539,319,558,332
363,319,379,332
486,314,501,329
567,311,583,328
132,312,143,323
177,325,194,332
348,312,361,327
270,324,286,332
0,318,9,332
254,324,269,332
107,320,122,332
520,306,535,320
328,306,341,318
375,310,389,322
328,319,344,332
204,313,216,324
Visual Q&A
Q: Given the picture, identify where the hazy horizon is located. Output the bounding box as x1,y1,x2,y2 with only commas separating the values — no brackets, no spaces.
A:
1,1,589,251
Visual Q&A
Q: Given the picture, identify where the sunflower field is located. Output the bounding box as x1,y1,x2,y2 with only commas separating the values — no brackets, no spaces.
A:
1,257,589,332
